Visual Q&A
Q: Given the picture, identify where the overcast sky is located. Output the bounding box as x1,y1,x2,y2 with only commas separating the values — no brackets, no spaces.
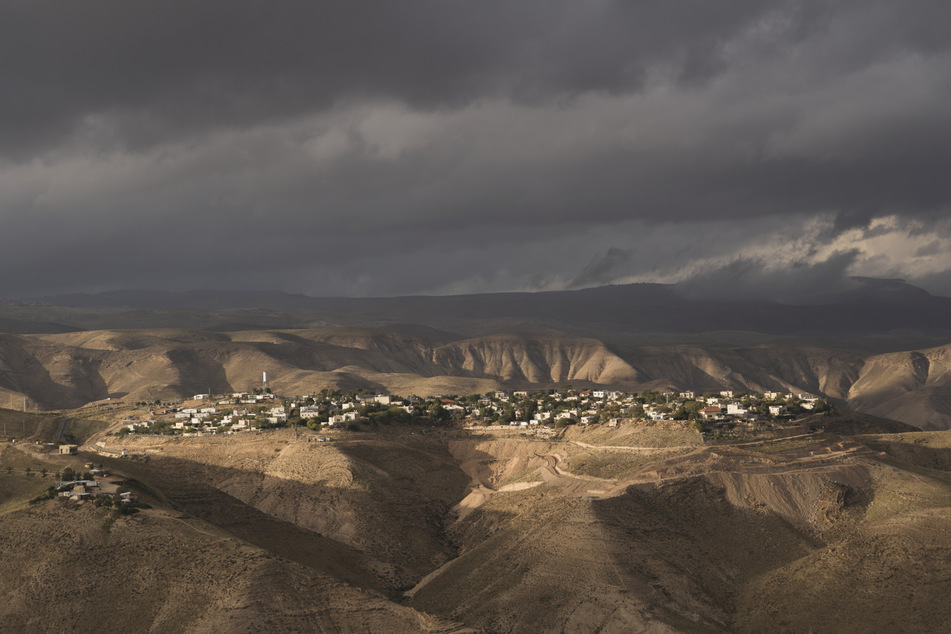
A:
1,0,950,299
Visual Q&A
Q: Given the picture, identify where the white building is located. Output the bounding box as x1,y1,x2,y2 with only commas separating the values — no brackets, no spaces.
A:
300,405,321,419
726,403,749,417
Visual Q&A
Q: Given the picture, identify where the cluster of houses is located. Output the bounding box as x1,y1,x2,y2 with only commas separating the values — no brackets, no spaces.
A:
54,465,135,505
674,390,824,422
461,388,826,429
121,391,395,436
117,387,828,437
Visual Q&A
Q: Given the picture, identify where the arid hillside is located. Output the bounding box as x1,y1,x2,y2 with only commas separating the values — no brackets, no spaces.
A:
0,501,462,633
3,413,951,632
1,328,951,430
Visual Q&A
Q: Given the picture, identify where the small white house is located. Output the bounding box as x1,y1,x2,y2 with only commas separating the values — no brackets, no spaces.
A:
726,403,749,417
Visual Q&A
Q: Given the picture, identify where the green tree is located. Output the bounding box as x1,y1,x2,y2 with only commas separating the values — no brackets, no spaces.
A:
427,403,450,424
522,400,538,420
679,401,702,420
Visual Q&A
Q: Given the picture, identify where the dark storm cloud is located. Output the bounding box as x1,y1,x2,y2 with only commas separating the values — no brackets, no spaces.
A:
0,0,950,298
674,251,862,301
0,0,783,157
914,269,951,297
570,248,633,289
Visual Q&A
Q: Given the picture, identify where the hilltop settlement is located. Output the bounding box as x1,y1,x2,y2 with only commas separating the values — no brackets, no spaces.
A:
112,383,831,442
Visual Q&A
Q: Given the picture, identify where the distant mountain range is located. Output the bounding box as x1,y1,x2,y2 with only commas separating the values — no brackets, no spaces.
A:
4,278,950,342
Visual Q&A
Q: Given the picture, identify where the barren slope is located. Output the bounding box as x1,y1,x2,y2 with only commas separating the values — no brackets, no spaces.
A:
0,501,460,633
847,345,951,430
3,329,951,429
404,427,951,632
7,416,943,633
97,430,470,592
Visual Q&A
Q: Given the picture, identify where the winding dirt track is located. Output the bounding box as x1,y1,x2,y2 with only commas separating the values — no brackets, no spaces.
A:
567,439,698,453
448,432,877,523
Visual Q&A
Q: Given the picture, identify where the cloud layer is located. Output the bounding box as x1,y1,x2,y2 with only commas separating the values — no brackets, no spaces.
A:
1,1,949,298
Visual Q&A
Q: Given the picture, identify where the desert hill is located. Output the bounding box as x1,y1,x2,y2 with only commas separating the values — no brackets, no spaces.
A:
1,281,949,630
0,498,462,632
1,327,950,430
3,412,948,632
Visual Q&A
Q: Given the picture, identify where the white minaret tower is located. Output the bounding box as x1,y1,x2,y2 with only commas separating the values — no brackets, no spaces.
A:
263,371,268,390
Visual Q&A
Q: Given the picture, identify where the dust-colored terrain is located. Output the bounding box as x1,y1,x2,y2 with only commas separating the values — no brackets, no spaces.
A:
3,412,949,632
2,327,951,429
95,430,470,592
0,502,462,633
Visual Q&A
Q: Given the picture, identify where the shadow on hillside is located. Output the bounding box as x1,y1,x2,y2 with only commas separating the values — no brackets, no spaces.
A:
164,348,235,396
90,438,471,595
590,478,816,630
0,335,110,409
93,452,383,592
864,441,951,473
